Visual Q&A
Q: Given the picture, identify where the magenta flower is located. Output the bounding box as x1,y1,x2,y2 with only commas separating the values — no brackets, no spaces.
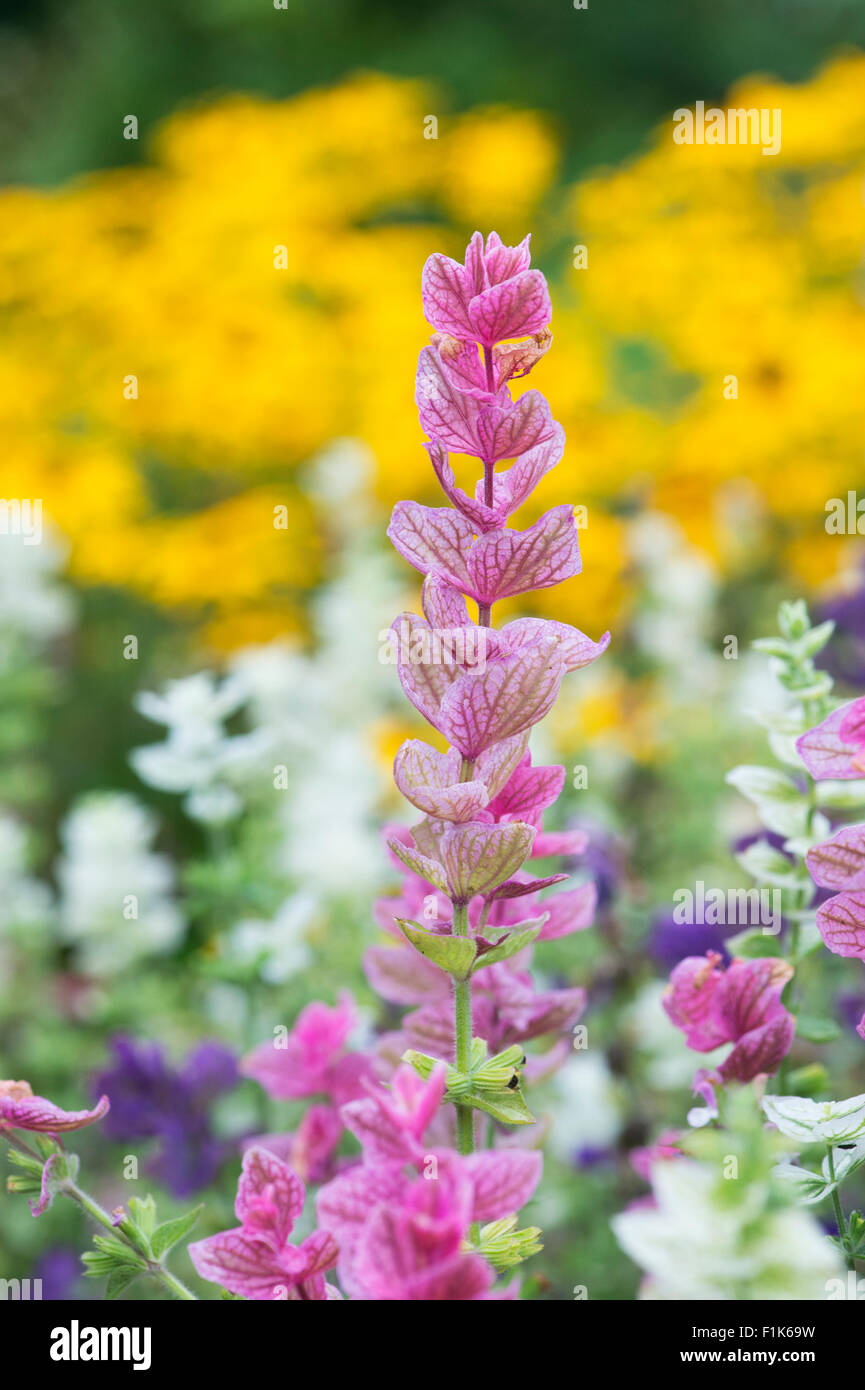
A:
663,954,794,1083
340,1062,449,1165
240,992,373,1105
317,1067,542,1300
188,1147,340,1300
0,1080,109,1134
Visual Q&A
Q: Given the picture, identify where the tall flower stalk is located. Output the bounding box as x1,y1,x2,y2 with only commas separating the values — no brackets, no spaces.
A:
383,231,609,1161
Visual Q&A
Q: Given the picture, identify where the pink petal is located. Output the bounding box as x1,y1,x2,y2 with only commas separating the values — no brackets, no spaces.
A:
712,959,792,1040
537,882,597,940
468,270,552,346
663,953,728,1051
438,634,565,758
416,346,486,453
502,617,611,672
392,612,460,728
235,1147,305,1244
719,1013,794,1083
188,1228,290,1300
465,507,581,606
796,703,862,780
474,733,531,798
364,943,449,1006
817,890,865,959
464,1149,543,1222
421,573,471,630
421,254,475,339
807,825,865,891
340,1098,419,1164
474,390,557,464
435,820,536,902
487,754,565,820
388,501,474,592
394,739,489,822
0,1092,110,1134
483,231,532,284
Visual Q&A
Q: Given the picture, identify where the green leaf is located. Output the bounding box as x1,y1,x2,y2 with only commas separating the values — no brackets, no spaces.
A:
472,923,542,972
105,1267,142,1300
735,839,808,889
461,1086,536,1126
397,919,477,979
752,637,793,659
724,928,783,958
815,779,865,810
796,1016,842,1044
91,1235,148,1269
128,1194,157,1240
786,1064,830,1097
151,1205,204,1260
725,765,810,838
793,620,835,660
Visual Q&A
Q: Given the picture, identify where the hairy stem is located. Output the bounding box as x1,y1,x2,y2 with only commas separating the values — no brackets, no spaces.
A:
61,1178,198,1300
826,1147,855,1272
452,902,474,1155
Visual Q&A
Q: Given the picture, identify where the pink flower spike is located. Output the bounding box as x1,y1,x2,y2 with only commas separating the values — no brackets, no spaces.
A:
857,1012,865,1042
0,1080,110,1134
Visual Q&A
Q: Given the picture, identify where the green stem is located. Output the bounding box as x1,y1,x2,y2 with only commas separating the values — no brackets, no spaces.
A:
826,1147,855,1272
61,1179,198,1300
452,902,474,1156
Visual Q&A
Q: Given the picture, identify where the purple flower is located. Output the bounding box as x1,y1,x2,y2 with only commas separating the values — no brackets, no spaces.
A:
92,1038,238,1198
33,1246,86,1301
648,911,733,971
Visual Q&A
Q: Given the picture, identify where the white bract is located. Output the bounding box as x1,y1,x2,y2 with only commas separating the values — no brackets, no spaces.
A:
763,1092,865,1145
131,672,269,823
57,792,184,974
0,529,74,644
613,1158,842,1300
0,813,53,934
225,893,316,984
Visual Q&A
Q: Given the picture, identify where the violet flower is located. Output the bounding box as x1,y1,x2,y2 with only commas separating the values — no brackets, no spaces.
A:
93,1038,238,1198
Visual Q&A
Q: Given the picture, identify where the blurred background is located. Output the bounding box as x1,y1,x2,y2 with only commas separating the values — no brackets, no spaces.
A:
1,0,865,1299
